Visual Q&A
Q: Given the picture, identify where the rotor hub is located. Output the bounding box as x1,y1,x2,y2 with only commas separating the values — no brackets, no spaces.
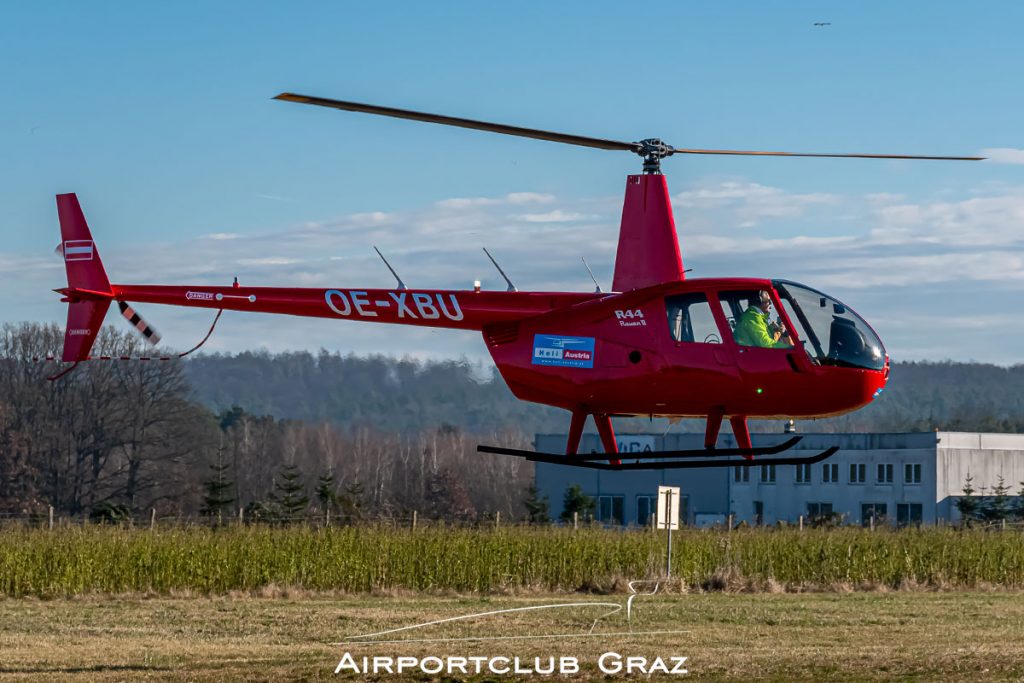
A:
635,138,675,174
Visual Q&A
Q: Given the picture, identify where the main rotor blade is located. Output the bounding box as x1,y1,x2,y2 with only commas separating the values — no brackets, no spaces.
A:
274,93,638,152
673,148,985,161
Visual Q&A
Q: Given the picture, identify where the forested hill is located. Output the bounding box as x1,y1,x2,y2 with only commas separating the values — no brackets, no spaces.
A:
184,352,1024,434
183,352,566,433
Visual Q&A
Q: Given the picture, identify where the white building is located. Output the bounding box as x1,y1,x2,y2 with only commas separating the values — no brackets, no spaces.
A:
533,431,1024,526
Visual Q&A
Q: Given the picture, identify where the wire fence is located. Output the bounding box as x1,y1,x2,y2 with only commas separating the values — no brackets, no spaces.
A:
2,507,1024,533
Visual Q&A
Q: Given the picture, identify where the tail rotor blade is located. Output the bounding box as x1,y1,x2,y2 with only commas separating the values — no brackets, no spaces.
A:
117,300,162,346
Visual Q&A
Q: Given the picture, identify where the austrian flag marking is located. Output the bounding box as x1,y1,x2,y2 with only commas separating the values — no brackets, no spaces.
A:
63,240,94,262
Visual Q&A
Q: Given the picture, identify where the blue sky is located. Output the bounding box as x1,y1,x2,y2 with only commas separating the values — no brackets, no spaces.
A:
2,2,1023,363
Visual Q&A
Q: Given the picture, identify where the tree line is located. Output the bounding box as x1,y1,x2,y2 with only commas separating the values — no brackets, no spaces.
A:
3,321,1024,521
0,323,532,522
956,474,1024,525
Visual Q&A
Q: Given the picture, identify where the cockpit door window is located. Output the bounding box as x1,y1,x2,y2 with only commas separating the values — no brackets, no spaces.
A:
665,292,723,344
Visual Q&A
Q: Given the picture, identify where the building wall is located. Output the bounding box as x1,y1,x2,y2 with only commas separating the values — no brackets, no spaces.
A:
934,432,1024,521
534,433,732,526
534,431,1024,527
730,446,937,525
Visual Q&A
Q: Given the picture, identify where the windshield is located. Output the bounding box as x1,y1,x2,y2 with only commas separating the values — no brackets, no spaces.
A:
773,280,885,370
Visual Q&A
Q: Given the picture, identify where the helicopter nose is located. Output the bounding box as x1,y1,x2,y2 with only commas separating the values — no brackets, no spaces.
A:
866,367,888,402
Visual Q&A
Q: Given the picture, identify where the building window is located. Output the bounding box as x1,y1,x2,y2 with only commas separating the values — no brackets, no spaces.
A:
807,502,834,518
760,464,776,483
876,463,894,484
904,463,922,484
795,463,811,484
822,463,839,483
849,463,866,484
896,503,923,526
861,503,888,526
636,495,657,527
753,500,764,526
597,495,625,525
734,466,750,483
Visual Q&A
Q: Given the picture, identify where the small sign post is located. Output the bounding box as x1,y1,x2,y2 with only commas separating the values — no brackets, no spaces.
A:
657,485,681,578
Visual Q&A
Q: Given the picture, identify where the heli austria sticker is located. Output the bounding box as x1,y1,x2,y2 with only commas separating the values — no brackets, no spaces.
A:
532,334,595,368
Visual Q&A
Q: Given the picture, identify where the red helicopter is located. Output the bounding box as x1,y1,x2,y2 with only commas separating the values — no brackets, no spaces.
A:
52,94,982,469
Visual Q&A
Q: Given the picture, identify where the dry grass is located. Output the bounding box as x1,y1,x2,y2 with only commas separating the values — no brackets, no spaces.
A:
2,592,1024,681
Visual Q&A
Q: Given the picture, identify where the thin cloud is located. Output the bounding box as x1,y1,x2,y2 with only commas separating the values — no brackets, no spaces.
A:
981,148,1024,164
673,181,838,226
236,257,300,266
435,192,555,209
519,210,587,223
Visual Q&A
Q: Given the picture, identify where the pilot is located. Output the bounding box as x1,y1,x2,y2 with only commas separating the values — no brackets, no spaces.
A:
734,290,793,348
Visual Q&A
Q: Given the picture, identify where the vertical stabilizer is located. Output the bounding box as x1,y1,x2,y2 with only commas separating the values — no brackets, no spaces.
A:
611,174,685,292
56,194,113,361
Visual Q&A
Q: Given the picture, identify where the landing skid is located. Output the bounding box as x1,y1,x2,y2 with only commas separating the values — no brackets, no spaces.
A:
477,436,840,470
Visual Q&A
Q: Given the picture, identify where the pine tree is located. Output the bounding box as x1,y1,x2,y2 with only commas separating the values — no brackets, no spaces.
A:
316,471,338,514
270,464,309,523
339,480,365,524
426,468,476,522
560,484,595,523
200,445,233,525
983,476,1012,522
1015,482,1024,521
523,484,550,524
955,473,980,526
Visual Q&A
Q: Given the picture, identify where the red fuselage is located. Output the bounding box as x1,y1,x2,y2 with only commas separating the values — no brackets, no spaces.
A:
110,275,887,421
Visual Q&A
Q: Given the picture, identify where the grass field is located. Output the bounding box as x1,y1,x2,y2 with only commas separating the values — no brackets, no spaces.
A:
2,592,1024,681
3,524,1024,597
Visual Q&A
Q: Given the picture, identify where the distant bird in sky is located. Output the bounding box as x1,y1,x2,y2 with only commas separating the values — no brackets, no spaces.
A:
813,22,832,27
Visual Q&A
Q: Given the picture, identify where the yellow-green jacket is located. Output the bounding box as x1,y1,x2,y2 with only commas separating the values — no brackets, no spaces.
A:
734,306,790,348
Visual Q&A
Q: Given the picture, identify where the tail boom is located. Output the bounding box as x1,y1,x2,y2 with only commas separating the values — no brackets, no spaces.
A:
110,284,597,331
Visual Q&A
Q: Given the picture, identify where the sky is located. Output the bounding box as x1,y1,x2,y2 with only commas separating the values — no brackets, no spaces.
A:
2,1,1023,365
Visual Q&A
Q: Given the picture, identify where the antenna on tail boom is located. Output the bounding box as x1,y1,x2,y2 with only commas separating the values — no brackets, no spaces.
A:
482,248,518,292
374,246,408,290
581,257,603,293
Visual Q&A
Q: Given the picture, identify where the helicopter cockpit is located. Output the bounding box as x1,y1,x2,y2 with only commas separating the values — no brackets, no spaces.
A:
664,281,886,372
772,280,886,371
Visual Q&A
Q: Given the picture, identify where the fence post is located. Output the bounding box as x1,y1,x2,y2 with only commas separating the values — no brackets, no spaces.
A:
412,510,417,531
238,507,244,526
1002,518,1006,531
325,508,331,527
150,508,156,530
870,515,875,532
799,515,804,531
495,511,501,529
573,511,578,530
727,513,734,531
48,505,54,531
